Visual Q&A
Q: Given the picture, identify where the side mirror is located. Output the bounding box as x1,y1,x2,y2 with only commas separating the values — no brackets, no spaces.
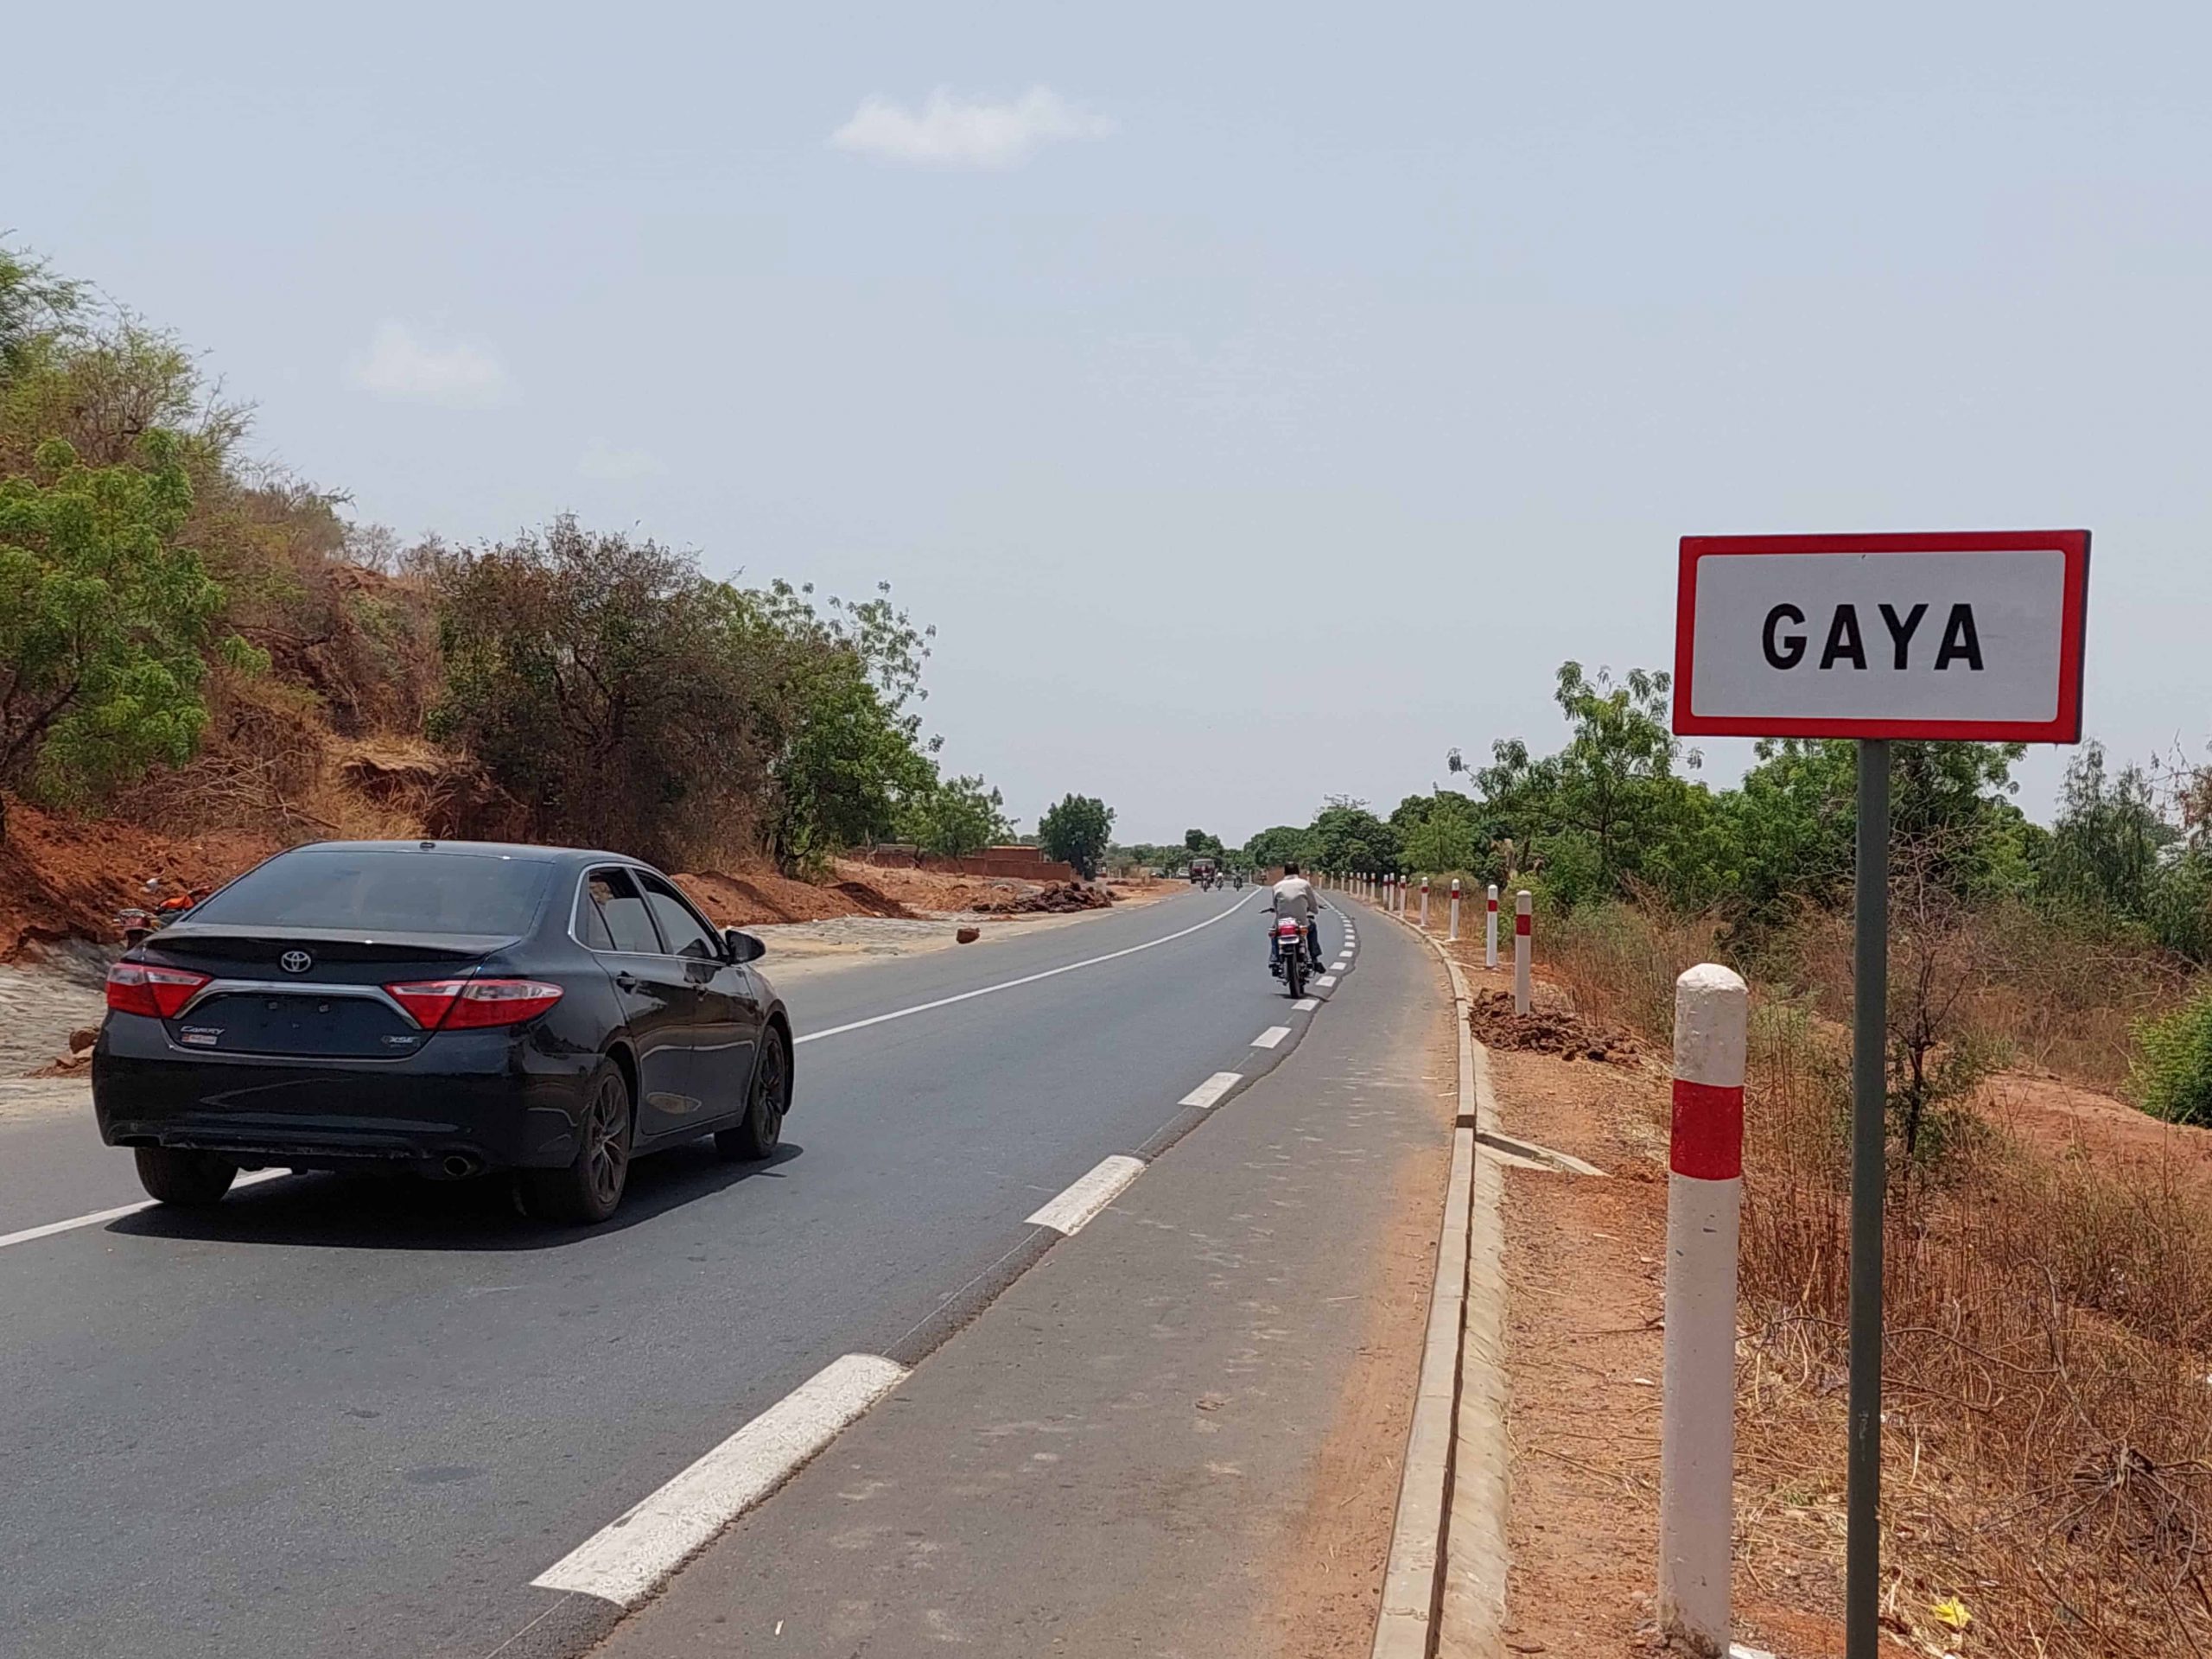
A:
724,927,766,964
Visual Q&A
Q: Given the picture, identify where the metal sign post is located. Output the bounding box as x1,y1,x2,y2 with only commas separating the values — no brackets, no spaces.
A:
1846,736,1889,1659
1674,530,2089,1659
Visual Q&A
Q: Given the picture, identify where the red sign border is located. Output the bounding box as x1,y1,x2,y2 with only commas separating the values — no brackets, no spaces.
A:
1672,530,2091,742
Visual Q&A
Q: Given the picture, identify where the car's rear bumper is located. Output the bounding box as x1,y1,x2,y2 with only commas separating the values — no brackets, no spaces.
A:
91,1015,593,1175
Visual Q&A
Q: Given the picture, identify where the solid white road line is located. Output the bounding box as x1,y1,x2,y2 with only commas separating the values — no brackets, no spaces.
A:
794,894,1252,1047
0,1168,290,1254
1315,975,1338,988
1294,998,1319,1011
1026,1154,1147,1235
533,1352,910,1606
1252,1026,1290,1049
1179,1071,1244,1110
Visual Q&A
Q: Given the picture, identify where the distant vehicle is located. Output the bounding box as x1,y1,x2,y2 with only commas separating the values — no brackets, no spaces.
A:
92,840,791,1224
1190,856,1218,889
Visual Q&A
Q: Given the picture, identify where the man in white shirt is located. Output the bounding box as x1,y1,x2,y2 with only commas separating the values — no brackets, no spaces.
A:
1268,861,1325,973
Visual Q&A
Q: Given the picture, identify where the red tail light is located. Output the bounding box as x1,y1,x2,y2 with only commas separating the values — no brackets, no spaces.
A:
385,977,564,1031
1276,919,1302,937
105,962,212,1019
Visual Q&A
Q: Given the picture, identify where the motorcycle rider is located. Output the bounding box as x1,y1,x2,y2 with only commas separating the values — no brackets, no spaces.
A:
1267,861,1325,974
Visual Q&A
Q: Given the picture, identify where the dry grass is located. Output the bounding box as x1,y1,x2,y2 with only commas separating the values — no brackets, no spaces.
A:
1548,896,2212,1654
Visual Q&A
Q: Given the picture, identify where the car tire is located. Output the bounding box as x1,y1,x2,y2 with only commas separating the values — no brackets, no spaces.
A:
524,1060,633,1224
716,1027,789,1162
133,1147,238,1207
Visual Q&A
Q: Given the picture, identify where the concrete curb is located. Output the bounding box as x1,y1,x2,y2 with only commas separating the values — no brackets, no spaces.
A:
1369,902,1510,1659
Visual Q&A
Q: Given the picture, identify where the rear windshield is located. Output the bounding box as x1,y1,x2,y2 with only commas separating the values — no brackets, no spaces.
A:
188,849,556,936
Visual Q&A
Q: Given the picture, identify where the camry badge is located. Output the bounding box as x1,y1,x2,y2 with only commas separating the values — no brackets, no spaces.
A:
280,950,314,975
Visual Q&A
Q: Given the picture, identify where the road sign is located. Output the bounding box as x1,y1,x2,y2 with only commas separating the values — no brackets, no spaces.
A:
1668,528,2090,1659
1672,531,2090,741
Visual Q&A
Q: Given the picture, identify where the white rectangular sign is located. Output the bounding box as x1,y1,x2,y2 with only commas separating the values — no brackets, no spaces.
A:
1673,531,2089,741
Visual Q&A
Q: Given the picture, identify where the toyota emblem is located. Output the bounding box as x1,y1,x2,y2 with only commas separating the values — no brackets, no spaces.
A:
280,950,314,975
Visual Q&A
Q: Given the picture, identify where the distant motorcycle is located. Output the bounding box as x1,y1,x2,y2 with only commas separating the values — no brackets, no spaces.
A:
116,877,210,948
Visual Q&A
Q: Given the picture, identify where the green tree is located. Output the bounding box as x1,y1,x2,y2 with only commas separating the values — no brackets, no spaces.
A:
1309,797,1402,874
1183,827,1226,861
1401,790,1482,874
899,772,1014,857
1039,793,1115,879
0,434,244,834
700,575,941,871
0,247,86,378
426,523,946,872
1473,663,1710,906
1243,824,1313,872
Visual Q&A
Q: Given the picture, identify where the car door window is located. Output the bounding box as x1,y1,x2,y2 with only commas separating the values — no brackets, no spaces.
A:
638,874,719,961
584,869,663,954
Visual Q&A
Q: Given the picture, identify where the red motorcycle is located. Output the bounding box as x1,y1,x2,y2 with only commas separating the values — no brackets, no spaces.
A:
1271,915,1310,998
116,878,211,948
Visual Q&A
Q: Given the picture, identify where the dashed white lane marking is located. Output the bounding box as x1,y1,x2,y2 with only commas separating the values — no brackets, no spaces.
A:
1251,1026,1291,1049
795,894,1252,1046
1294,998,1319,1011
1333,958,1351,970
1026,1154,1147,1235
0,1168,290,1253
1179,1071,1244,1110
533,1352,909,1606
1315,974,1338,988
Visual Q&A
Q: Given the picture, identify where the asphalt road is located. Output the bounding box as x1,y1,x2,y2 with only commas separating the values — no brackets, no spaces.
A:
0,887,1365,1659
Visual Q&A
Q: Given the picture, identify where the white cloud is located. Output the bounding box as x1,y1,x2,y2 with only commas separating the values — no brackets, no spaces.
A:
344,320,511,406
578,439,669,481
829,86,1115,169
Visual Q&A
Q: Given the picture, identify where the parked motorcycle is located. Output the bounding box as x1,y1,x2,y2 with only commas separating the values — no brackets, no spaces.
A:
116,877,210,948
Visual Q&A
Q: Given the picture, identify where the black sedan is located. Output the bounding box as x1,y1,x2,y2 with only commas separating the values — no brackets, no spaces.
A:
92,840,793,1224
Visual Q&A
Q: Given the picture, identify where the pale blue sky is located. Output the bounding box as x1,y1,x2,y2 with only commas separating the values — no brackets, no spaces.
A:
7,2,2208,841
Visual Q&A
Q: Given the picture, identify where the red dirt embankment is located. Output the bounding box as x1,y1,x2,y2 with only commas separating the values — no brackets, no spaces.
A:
0,802,283,961
0,804,1125,953
673,868,914,926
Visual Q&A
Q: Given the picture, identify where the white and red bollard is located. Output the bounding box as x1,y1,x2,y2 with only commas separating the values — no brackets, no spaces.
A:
1658,963,1747,1656
1419,876,1430,929
1512,890,1532,1014
1484,883,1499,969
1446,878,1461,941
1383,873,1394,912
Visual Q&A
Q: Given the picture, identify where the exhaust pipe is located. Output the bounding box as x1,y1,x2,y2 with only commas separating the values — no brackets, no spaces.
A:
439,1153,481,1179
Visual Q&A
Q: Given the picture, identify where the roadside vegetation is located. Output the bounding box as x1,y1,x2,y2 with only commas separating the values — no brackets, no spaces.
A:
1387,658,2212,1652
0,245,1025,883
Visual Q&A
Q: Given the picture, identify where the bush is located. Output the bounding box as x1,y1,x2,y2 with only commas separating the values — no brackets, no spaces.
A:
2129,989,2212,1125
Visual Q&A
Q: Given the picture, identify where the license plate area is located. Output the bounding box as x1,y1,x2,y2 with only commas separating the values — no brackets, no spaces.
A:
168,992,426,1058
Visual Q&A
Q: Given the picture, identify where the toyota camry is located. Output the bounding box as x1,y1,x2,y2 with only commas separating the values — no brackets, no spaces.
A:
92,840,792,1224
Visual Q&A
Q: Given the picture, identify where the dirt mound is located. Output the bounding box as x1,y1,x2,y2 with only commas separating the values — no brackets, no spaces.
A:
674,868,915,927
972,880,1114,915
0,802,283,961
1467,988,1639,1064
829,859,1042,917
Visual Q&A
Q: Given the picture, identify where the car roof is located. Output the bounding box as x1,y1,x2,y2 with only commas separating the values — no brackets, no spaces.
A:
271,839,648,868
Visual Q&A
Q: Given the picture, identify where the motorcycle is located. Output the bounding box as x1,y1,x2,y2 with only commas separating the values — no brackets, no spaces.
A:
116,877,210,948
1271,914,1310,998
